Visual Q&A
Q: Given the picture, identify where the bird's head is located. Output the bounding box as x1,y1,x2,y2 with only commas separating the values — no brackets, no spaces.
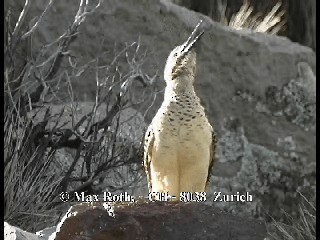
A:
164,20,204,83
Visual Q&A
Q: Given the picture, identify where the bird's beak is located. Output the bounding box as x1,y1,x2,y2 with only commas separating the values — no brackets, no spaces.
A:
181,20,204,54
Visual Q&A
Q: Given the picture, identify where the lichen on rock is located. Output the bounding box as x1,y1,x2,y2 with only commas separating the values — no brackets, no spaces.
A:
209,116,316,221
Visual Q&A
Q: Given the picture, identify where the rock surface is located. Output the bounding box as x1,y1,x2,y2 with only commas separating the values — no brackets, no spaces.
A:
4,222,40,240
35,226,57,240
49,202,267,240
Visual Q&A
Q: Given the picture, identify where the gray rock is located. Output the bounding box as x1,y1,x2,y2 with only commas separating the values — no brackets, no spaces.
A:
36,226,56,239
4,222,40,240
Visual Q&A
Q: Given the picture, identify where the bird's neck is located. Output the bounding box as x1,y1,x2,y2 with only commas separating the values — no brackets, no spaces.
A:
164,77,196,100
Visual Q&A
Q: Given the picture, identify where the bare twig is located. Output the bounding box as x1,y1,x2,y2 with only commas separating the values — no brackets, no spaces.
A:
11,0,31,47
22,0,55,40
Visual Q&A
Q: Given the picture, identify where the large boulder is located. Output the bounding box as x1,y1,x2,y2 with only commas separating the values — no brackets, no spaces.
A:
48,202,267,240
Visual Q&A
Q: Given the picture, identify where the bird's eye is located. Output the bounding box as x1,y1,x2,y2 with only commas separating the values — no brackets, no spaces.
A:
174,53,177,57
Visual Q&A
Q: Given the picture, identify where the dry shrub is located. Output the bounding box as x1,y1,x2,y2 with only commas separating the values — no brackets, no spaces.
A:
4,0,157,231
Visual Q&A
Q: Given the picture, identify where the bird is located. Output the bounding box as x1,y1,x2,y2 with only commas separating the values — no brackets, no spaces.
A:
143,20,217,199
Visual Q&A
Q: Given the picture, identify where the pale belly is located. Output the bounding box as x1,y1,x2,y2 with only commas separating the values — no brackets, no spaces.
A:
150,115,212,193
153,112,212,162
148,93,214,194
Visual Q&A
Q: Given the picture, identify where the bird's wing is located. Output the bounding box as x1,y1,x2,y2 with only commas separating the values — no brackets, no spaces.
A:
205,130,217,190
143,125,155,192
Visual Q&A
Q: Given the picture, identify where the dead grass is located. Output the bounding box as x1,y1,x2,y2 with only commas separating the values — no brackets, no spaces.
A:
267,191,316,240
4,108,64,231
212,0,286,34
